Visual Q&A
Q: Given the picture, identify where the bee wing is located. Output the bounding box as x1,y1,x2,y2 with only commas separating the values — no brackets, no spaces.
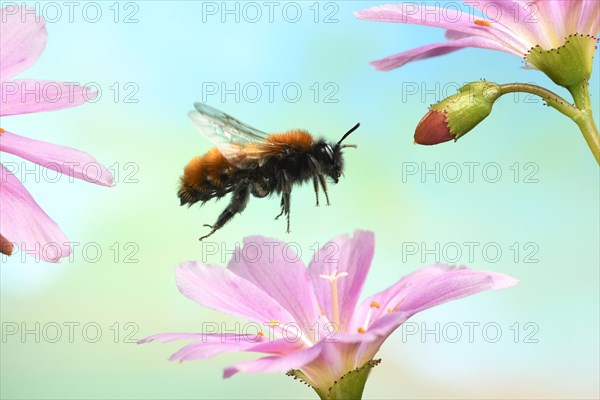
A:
189,103,279,168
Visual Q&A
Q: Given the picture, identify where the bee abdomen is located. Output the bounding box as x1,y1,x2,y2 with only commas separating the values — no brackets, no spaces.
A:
179,148,236,205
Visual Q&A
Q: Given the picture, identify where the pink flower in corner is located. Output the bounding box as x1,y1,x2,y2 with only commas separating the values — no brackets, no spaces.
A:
141,231,517,398
355,0,599,71
0,6,113,263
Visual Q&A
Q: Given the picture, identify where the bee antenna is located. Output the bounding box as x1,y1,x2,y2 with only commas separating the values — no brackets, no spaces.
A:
337,123,360,145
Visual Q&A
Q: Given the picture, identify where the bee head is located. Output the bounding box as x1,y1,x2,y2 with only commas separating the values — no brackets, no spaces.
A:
311,123,359,184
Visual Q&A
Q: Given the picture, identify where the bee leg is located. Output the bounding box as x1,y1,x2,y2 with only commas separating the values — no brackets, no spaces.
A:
282,175,293,232
318,175,331,206
313,176,320,207
274,196,285,220
282,191,291,233
199,186,250,241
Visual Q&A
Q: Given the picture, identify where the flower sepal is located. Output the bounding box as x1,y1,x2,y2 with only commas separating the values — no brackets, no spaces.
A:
526,34,598,88
288,359,381,400
414,81,502,145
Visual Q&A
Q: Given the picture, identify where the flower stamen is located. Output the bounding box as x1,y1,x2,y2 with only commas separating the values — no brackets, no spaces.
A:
319,269,348,330
358,301,380,334
474,19,491,27
0,128,5,134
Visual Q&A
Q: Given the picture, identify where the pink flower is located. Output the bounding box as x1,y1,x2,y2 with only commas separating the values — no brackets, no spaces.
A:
355,0,600,71
0,6,113,263
141,231,517,397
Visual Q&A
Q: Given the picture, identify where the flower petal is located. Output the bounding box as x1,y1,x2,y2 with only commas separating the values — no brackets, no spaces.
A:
227,236,321,335
0,7,47,80
1,80,97,116
138,333,210,344
223,343,322,378
140,332,304,363
355,3,527,55
175,261,296,328
0,163,70,262
366,268,518,338
247,338,305,356
308,230,374,332
465,0,570,50
0,131,113,186
165,334,266,362
355,4,495,37
369,36,515,71
579,0,600,36
397,268,518,314
351,264,454,332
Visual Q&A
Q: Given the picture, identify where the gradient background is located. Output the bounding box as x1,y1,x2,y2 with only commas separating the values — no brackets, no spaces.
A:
1,1,599,399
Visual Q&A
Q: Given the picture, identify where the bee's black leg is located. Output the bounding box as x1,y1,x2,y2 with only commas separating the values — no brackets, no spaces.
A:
274,196,285,220
282,176,293,233
318,175,331,206
200,185,250,241
313,176,320,207
281,191,291,233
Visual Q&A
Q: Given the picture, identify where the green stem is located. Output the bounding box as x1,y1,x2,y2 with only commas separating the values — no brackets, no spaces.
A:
568,81,600,165
499,83,581,120
500,82,599,165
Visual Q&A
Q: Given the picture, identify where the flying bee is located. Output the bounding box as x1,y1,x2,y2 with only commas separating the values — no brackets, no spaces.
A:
178,103,359,240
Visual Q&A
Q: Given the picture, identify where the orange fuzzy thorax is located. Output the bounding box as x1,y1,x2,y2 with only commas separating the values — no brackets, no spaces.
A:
266,130,314,152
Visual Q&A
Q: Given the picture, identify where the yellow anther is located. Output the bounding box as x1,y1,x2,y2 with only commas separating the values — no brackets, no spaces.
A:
266,320,279,326
357,327,367,334
370,301,381,309
0,128,5,134
474,19,491,27
257,331,264,337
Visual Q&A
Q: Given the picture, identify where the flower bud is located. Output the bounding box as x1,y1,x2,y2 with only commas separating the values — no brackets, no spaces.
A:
414,81,502,145
0,234,14,256
526,34,598,88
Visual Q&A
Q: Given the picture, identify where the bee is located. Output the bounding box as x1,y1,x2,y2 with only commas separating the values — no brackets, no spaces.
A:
178,103,359,240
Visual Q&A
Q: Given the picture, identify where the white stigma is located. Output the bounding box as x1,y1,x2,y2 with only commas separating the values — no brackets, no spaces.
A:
319,269,348,330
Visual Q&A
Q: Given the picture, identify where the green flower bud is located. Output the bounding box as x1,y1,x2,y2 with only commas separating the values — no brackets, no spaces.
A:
414,81,502,145
526,34,598,88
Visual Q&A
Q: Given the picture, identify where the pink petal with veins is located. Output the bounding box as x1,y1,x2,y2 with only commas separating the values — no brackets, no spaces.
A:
0,131,113,186
0,163,71,262
0,7,47,79
1,80,97,116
